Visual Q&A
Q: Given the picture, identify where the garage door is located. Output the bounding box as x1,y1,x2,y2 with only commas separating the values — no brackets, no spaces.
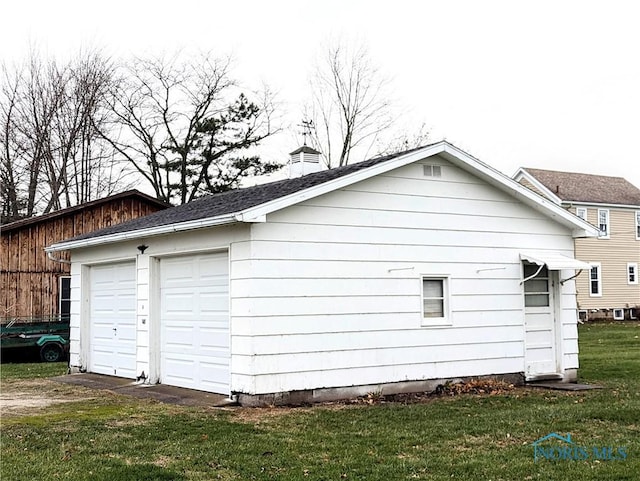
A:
89,262,137,378
160,251,230,394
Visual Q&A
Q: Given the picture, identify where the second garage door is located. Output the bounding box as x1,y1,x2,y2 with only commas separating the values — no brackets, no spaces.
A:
160,251,230,394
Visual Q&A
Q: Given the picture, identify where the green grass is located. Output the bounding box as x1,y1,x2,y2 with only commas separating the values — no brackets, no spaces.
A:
1,322,639,480
0,361,68,380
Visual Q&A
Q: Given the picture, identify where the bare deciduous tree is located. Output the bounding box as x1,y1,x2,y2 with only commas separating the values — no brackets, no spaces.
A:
307,42,394,168
101,52,280,205
1,50,129,222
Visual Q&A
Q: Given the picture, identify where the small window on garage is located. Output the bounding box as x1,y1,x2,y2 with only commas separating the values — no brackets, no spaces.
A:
421,277,450,326
613,308,624,321
523,263,550,307
59,276,71,322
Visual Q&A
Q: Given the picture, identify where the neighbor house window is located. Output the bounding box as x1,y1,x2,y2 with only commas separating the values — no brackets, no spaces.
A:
576,207,587,221
628,263,638,285
636,211,640,240
421,277,449,325
598,209,609,238
59,276,71,322
613,309,624,321
589,263,602,297
523,263,550,307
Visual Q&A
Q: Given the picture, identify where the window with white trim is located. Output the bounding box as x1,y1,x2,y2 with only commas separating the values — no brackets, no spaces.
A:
598,209,609,238
59,276,71,322
576,207,587,221
523,263,550,307
636,211,640,240
589,263,602,297
628,263,638,285
613,308,624,321
421,277,449,325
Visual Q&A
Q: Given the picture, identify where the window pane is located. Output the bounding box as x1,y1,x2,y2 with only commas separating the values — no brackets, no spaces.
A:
525,294,549,307
423,299,444,317
590,280,599,294
60,300,71,321
524,279,548,293
523,264,548,277
423,279,443,297
61,277,71,300
590,267,598,280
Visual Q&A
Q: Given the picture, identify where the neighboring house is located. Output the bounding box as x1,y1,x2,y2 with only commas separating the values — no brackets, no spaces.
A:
1,191,168,324
514,168,640,321
46,142,599,405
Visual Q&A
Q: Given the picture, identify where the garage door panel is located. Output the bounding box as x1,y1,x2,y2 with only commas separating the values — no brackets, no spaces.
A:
160,251,230,394
89,261,137,379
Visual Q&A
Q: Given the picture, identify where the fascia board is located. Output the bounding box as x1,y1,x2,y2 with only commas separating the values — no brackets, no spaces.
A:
562,201,640,209
512,168,563,205
45,214,237,252
440,145,599,238
236,142,450,220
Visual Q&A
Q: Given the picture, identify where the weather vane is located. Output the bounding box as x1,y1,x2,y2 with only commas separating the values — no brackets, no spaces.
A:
297,118,314,146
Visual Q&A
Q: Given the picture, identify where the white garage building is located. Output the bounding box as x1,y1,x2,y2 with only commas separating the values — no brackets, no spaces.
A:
46,142,598,405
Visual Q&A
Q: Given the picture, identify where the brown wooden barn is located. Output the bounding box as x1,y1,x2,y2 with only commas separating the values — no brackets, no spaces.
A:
1,190,168,323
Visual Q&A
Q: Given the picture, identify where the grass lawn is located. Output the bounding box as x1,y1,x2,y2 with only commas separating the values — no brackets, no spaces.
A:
1,322,639,480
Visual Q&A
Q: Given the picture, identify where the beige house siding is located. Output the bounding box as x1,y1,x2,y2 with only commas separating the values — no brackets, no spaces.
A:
517,178,551,200
572,206,640,311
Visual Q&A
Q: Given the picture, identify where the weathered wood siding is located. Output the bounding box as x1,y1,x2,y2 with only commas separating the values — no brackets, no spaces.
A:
572,206,640,309
235,155,580,395
1,197,165,322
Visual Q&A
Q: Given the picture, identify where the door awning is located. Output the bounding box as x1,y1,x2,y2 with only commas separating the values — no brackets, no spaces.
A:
520,252,592,271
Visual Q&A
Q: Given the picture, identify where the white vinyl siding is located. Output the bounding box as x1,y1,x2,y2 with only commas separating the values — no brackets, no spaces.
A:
628,263,638,285
598,209,610,238
589,263,602,297
238,157,580,394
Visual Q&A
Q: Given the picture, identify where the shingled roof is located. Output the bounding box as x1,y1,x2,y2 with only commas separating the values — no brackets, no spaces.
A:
63,145,429,243
522,168,640,206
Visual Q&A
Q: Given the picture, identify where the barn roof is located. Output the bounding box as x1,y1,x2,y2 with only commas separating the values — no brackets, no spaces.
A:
1,190,169,233
47,141,600,251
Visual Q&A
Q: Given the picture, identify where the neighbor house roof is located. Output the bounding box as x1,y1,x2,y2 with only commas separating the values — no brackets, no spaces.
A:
515,168,640,206
47,141,600,252
1,190,169,233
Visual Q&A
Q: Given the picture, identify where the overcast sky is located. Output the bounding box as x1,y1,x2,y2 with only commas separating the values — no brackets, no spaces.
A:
2,0,639,186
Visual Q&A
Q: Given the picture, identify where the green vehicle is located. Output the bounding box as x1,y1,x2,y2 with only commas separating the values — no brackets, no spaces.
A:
0,318,70,362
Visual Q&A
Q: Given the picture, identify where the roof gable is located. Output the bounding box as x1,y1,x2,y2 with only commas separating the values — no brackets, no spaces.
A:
47,142,600,251
515,168,640,206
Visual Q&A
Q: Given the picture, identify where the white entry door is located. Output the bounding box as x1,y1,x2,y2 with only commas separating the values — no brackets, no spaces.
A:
160,251,230,394
523,264,559,379
89,262,137,378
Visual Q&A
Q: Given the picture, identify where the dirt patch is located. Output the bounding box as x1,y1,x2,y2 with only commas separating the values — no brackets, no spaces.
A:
0,379,94,417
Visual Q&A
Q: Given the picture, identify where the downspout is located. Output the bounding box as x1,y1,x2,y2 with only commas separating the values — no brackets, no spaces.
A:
47,251,72,265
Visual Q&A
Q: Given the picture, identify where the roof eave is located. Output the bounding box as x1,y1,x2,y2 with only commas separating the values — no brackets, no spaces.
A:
45,214,238,252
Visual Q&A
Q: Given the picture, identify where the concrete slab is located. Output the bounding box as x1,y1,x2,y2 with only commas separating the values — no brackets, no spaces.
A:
54,373,235,407
527,381,604,391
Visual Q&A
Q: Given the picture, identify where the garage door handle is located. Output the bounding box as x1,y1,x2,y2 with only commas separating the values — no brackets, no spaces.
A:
112,328,117,333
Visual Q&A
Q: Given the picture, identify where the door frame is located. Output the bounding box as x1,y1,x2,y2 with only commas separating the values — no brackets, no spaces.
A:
523,266,563,380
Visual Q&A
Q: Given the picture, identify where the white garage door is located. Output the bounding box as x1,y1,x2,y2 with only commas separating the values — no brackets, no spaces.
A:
89,262,137,378
160,251,230,394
